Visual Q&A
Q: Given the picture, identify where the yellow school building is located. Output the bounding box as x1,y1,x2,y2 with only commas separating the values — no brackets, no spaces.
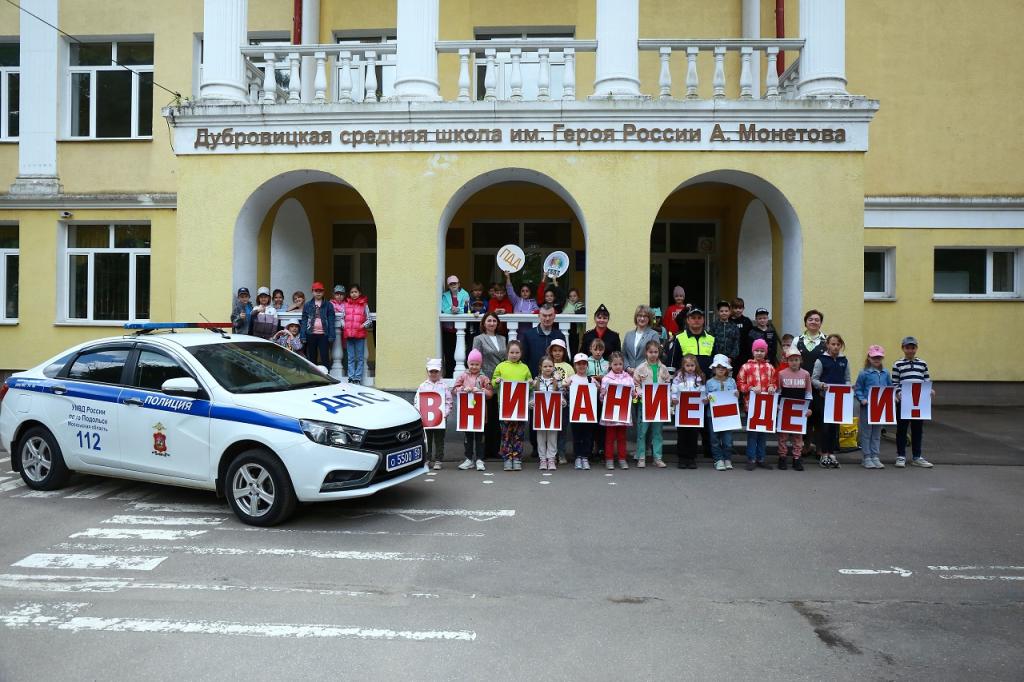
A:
1,0,1022,398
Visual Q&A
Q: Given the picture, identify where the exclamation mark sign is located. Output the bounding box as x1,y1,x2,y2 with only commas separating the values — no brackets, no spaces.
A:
910,383,922,418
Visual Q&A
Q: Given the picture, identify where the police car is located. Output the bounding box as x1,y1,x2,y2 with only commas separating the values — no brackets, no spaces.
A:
0,323,426,525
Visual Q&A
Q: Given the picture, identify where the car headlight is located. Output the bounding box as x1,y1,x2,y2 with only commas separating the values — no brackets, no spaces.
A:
300,419,366,448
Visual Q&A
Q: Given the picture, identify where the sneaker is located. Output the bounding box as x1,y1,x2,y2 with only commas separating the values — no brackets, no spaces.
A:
539,458,548,471
432,462,443,470
512,458,523,471
606,460,615,470
636,458,646,469
912,457,933,468
724,459,733,470
777,456,788,471
745,461,756,471
618,459,629,470
503,460,513,471
654,459,667,468
458,458,474,470
895,456,907,468
755,461,770,470
548,458,557,470
574,457,582,470
557,455,568,465
715,460,727,471
793,458,804,471
476,460,486,471
873,457,885,469
582,458,591,470
819,456,830,469
862,458,872,469
831,455,841,469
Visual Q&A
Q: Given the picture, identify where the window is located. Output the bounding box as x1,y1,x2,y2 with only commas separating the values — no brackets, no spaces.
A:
0,43,18,139
134,350,191,391
864,247,895,300
188,342,336,394
67,41,153,138
336,31,397,102
934,248,1021,298
67,348,130,384
64,224,151,322
649,222,717,314
332,223,377,309
470,220,573,286
0,224,17,321
474,29,575,101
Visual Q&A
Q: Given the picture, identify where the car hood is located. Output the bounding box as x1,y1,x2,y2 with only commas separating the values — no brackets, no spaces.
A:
229,383,420,430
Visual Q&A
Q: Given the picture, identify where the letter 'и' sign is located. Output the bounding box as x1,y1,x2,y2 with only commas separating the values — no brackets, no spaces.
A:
675,390,704,427
417,391,445,429
823,384,855,424
569,383,598,423
708,391,742,431
868,386,898,425
642,384,671,423
499,381,529,422
456,392,485,432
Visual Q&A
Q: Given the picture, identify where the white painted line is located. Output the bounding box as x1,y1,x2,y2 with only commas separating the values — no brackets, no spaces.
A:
101,515,226,526
14,490,68,499
0,602,476,641
539,481,550,485
482,480,494,485
483,473,494,476
108,487,155,501
608,482,616,485
838,567,913,577
213,527,484,538
12,554,167,571
358,507,515,518
54,543,474,563
126,502,226,514
70,529,208,541
542,473,552,477
423,479,435,483
927,565,1024,572
939,575,1024,582
0,479,27,493
0,476,11,483
66,482,127,499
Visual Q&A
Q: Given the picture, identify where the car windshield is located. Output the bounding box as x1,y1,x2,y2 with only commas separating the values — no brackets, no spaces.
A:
188,342,338,394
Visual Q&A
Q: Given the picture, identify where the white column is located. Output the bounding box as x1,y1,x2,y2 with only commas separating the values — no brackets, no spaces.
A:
798,0,848,96
393,0,441,101
299,0,320,102
200,0,249,103
742,0,761,99
591,0,641,98
10,0,61,195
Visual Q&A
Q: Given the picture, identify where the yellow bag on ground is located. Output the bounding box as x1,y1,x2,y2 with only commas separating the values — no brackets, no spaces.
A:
838,417,859,450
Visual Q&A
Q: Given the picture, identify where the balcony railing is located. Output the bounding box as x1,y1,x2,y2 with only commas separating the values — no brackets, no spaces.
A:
278,310,376,385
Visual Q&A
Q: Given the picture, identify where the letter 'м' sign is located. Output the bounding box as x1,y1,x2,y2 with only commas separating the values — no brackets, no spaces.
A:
496,244,525,273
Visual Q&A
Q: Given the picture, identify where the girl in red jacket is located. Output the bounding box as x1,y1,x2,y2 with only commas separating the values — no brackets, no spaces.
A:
736,338,778,470
342,284,372,385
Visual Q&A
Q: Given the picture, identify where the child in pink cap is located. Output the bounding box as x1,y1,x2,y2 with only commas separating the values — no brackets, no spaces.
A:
854,344,892,469
736,338,778,470
452,348,494,470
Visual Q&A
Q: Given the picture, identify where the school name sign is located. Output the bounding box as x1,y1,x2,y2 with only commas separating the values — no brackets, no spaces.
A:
179,119,866,155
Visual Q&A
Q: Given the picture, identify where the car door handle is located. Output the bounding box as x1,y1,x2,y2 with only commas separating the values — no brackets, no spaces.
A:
51,385,67,395
122,397,144,406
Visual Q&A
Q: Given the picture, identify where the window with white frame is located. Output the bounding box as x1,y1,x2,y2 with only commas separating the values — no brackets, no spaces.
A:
474,29,575,101
0,43,18,140
934,247,1021,298
470,220,574,287
64,224,151,322
332,223,377,309
336,31,397,102
864,247,895,299
0,225,18,321
67,41,153,139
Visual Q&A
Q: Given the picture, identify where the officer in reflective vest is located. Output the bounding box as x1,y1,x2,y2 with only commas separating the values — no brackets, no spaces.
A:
667,307,716,377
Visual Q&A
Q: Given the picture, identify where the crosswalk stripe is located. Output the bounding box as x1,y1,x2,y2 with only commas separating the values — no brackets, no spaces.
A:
0,478,27,493
69,529,208,541
14,483,91,499
126,502,226,514
66,482,128,499
101,515,226,526
12,553,167,571
107,487,154,501
53,542,475,563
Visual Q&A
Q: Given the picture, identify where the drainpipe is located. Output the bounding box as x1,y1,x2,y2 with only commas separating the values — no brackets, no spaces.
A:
292,0,302,44
775,0,785,75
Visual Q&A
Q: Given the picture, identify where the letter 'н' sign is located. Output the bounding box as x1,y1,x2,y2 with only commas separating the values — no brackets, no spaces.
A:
496,244,525,274
708,391,742,432
569,383,598,423
499,381,528,421
823,384,855,424
868,386,898,425
533,390,562,431
417,391,445,429
601,384,632,424
746,392,778,433
642,384,671,422
900,380,932,420
776,398,809,434
675,390,704,428
456,391,484,432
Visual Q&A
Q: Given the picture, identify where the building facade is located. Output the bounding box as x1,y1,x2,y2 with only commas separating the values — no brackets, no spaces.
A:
1,0,1022,396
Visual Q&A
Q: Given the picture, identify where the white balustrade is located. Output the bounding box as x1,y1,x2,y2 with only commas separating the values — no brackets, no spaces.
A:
509,48,523,102
562,48,576,101
457,48,471,102
739,46,753,100
483,48,497,102
287,53,301,103
712,47,726,99
241,43,396,105
260,52,278,104
658,47,672,100
536,48,550,101
363,51,378,102
277,311,376,386
313,52,327,104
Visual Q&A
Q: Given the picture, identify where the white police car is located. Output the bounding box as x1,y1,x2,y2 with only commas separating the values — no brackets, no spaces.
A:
0,323,425,525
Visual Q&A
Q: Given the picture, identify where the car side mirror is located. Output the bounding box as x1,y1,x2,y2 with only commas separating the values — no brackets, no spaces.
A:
162,377,200,398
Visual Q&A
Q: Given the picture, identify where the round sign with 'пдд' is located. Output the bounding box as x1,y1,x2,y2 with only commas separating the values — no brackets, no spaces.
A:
496,244,526,273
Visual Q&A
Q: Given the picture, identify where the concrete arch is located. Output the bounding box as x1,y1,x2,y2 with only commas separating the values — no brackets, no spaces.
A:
665,169,804,336
270,198,314,300
737,199,773,317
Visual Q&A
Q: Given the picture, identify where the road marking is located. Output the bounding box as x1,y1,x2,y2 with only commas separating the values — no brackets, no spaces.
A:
126,502,226,514
358,507,515,518
482,480,494,485
927,565,1024,572
0,602,476,642
108,487,155,501
12,553,167,571
69,529,208,541
539,481,550,485
938,575,1024,582
53,543,474,562
14,490,69,499
837,567,913,577
213,527,484,538
101,515,226,526
0,479,27,493
66,482,128,499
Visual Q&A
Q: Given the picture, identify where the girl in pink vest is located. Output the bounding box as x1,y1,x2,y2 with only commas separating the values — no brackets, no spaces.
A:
342,284,372,385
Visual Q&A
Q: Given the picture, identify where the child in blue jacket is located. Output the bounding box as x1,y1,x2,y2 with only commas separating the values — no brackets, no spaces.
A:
854,345,892,469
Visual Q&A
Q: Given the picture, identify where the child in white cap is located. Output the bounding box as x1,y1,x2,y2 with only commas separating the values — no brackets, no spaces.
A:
705,354,739,471
415,359,452,470
568,353,596,469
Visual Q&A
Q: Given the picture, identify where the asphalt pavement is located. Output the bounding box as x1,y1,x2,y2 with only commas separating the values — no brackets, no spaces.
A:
0,449,1021,681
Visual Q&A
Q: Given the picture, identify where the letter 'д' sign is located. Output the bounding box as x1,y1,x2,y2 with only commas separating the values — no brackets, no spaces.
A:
497,244,526,273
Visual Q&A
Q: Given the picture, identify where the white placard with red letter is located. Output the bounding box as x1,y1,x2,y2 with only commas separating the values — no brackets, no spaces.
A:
601,384,632,424
499,381,528,422
823,384,855,424
868,386,898,425
746,392,779,433
533,390,563,431
417,391,446,430
642,384,671,423
777,398,809,434
456,391,485,432
708,391,742,432
899,381,932,420
569,383,599,423
675,390,705,428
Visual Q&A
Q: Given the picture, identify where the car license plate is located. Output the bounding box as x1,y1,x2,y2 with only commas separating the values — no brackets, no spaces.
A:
386,445,423,472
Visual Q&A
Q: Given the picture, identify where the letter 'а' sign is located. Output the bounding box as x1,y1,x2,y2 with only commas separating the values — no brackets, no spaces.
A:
746,392,778,433
418,391,445,429
675,390,704,427
823,384,854,424
602,384,632,424
867,386,897,425
456,391,484,432
642,384,671,422
900,381,932,420
569,383,598,423
533,390,562,431
709,391,742,431
499,381,529,421
496,244,526,273
776,398,809,434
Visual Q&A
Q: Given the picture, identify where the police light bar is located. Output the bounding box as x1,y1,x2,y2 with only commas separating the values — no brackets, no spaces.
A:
124,322,233,330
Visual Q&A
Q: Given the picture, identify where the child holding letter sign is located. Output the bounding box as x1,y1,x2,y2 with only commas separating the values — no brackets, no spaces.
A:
737,339,779,471
704,355,738,470
811,334,850,469
414,359,452,470
891,336,934,468
568,353,597,470
633,340,672,468
600,352,636,470
670,354,706,470
452,349,494,471
492,341,533,471
776,347,812,471
854,345,892,469
532,358,567,470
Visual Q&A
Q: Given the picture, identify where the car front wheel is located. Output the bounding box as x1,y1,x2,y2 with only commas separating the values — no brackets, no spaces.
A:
18,427,72,490
225,449,297,526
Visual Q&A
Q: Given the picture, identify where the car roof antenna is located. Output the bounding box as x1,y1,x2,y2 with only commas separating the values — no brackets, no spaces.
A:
198,312,230,339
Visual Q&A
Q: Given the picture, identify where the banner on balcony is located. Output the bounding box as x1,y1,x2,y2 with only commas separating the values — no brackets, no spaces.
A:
777,398,809,435
641,384,671,423
601,384,632,424
417,391,446,430
496,244,525,274
498,381,529,422
569,383,598,424
532,390,563,431
674,390,705,428
746,392,778,433
867,386,898,425
455,391,485,432
708,391,742,432
899,381,932,420
823,384,855,425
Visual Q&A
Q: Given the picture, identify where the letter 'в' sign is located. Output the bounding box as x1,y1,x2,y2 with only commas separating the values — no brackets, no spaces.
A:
418,391,445,429
456,391,485,432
